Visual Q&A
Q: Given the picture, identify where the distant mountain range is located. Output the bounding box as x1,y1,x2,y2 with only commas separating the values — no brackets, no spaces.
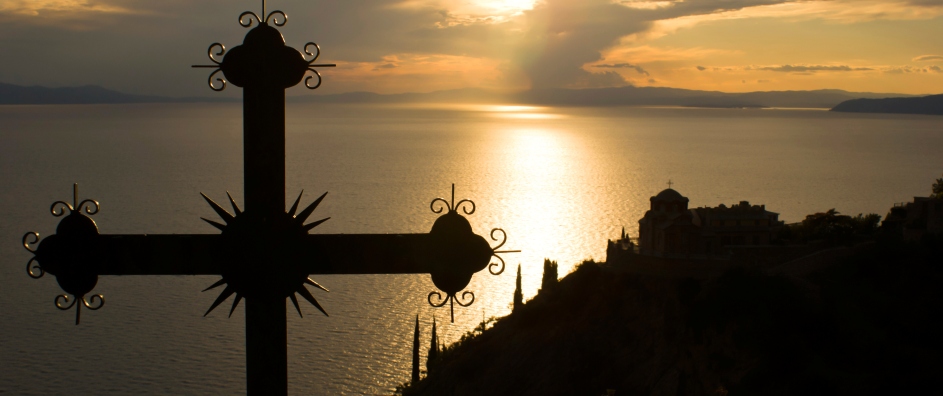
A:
290,86,917,109
0,83,236,105
830,94,943,116
0,82,923,109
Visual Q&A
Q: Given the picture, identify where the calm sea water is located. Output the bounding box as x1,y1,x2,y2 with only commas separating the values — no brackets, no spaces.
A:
1,103,940,394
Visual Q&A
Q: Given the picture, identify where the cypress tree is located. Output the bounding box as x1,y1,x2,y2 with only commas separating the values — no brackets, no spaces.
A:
540,259,558,294
412,314,420,383
427,316,438,372
513,264,523,311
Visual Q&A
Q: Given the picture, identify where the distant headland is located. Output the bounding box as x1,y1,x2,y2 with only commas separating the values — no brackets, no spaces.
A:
830,94,943,116
0,82,919,109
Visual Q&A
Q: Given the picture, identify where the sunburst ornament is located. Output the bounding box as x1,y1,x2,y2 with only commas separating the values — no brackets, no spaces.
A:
199,190,331,318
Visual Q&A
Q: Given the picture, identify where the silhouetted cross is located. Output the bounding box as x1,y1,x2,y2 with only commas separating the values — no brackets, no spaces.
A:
667,179,674,189
22,4,517,395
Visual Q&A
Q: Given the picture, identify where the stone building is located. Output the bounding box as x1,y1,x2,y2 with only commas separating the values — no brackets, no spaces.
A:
882,196,943,241
637,188,783,257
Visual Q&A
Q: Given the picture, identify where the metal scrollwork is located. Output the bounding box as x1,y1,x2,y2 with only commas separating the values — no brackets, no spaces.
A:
488,228,520,275
430,184,476,215
77,199,100,215
239,11,263,28
265,10,286,26
304,42,321,63
23,232,39,252
303,42,336,90
50,184,99,217
55,294,76,310
489,253,506,276
85,294,105,310
239,1,286,28
429,198,450,214
192,43,228,91
55,294,105,325
207,43,226,64
455,199,475,215
51,201,72,217
427,290,447,307
428,290,476,322
208,69,227,92
27,257,43,279
456,291,475,307
304,69,323,90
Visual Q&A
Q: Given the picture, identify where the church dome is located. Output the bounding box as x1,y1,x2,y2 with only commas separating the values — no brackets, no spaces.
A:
653,188,687,202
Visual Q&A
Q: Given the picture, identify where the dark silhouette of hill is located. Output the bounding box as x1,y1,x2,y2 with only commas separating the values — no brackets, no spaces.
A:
1,82,914,108
831,94,943,115
0,83,235,104
406,236,943,396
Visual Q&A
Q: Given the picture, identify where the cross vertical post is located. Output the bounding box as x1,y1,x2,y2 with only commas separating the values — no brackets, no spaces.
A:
243,82,290,393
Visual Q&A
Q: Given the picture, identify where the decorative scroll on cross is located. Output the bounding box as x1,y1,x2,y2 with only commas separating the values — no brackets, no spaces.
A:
21,2,519,395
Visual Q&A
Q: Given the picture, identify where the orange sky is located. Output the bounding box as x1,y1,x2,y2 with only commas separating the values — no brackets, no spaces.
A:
1,0,941,96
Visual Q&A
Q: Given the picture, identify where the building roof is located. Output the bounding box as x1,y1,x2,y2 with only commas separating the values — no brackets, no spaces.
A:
652,188,688,202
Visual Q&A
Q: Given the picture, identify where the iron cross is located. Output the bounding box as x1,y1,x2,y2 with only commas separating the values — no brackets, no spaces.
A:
21,4,518,394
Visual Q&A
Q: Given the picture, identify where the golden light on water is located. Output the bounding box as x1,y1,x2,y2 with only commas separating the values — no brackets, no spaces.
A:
481,125,595,299
466,104,565,119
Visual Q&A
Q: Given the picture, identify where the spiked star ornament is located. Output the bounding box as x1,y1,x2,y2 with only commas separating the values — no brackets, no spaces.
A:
199,190,331,318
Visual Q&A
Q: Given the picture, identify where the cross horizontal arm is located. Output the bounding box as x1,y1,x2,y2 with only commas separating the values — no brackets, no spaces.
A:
300,234,432,275
97,235,225,275
85,234,435,276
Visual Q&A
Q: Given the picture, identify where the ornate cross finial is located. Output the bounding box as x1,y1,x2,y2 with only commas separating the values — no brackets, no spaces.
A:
190,3,336,91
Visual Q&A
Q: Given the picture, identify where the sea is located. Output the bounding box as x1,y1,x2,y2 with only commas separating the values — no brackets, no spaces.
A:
1,102,940,395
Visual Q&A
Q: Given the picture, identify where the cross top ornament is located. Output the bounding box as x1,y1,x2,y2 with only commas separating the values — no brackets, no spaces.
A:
21,3,519,394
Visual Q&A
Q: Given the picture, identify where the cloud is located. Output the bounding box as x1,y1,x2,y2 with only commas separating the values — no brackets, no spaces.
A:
592,63,650,75
881,65,942,74
2,0,938,96
329,53,519,93
648,0,943,41
0,0,135,16
907,0,943,7
756,64,874,72
619,1,676,10
913,55,943,61
698,63,943,75
373,63,397,71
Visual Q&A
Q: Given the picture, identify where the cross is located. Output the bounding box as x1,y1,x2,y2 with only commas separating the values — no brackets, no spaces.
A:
21,4,518,395
667,179,673,189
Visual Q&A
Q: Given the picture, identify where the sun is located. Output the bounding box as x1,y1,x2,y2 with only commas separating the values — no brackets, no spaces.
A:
449,0,536,17
480,0,537,13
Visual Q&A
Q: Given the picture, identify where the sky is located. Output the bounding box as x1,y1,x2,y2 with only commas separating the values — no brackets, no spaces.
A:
0,0,941,97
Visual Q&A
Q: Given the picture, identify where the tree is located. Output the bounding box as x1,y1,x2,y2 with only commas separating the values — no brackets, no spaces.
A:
513,264,523,311
540,259,558,294
427,317,438,373
933,174,943,199
412,315,420,383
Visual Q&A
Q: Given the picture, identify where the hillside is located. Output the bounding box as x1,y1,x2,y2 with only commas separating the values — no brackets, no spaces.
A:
405,236,943,396
830,94,943,115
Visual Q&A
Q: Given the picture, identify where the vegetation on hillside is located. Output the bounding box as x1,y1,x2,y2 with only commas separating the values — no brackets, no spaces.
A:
403,234,943,395
778,209,881,244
